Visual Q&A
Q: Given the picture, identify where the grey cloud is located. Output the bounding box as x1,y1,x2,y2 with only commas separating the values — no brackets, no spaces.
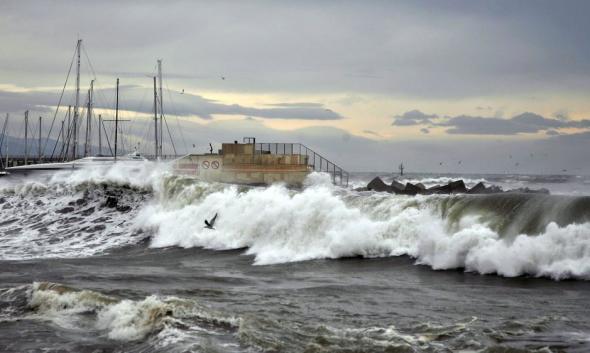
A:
392,110,438,126
442,113,590,135
121,119,590,174
2,2,590,98
420,128,430,134
441,115,538,135
553,109,570,120
4,109,589,174
0,87,344,121
0,89,62,114
510,112,567,129
266,103,324,108
393,109,590,135
546,129,560,136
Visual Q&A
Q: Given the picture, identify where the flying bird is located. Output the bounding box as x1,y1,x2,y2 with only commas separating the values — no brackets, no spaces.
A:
221,76,225,80
180,89,185,94
204,213,218,230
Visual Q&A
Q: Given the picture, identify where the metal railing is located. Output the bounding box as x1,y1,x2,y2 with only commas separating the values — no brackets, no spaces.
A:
143,154,181,161
254,142,349,186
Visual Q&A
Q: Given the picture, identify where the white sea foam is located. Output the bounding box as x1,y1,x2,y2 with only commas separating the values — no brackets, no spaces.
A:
138,173,590,280
26,282,238,343
2,163,590,280
0,161,170,260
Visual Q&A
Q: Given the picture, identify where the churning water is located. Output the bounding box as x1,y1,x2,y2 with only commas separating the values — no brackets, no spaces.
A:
1,162,589,352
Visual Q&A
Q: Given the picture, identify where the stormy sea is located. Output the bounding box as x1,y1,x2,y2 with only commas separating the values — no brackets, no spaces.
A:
1,163,589,353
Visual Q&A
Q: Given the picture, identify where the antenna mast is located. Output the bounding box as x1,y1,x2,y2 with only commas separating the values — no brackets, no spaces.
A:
0,114,8,169
114,78,119,161
24,110,29,165
72,39,82,160
98,114,102,156
153,76,158,158
38,116,42,161
84,80,94,157
157,59,163,157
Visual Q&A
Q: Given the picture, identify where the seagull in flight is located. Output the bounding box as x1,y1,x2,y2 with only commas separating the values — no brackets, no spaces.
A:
180,89,185,94
204,213,218,230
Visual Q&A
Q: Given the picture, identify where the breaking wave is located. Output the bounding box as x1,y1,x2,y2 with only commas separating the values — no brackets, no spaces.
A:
138,173,590,280
0,282,239,351
0,161,166,260
1,163,590,280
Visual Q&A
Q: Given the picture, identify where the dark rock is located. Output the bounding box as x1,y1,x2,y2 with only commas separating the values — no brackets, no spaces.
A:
424,185,441,194
353,187,369,192
56,206,75,214
104,196,118,208
428,184,451,194
427,180,467,194
467,182,488,194
390,180,405,193
75,198,87,206
367,177,391,193
0,197,5,204
448,180,467,193
402,183,421,195
415,183,426,190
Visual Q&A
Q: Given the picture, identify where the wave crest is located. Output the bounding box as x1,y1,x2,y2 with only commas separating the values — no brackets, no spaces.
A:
139,175,590,280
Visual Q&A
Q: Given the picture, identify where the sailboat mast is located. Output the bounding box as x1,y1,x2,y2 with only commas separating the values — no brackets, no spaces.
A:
98,114,102,156
84,80,94,157
38,116,42,161
114,78,119,161
72,39,82,160
157,59,163,157
4,114,8,168
24,110,28,165
0,114,8,169
60,120,65,158
153,76,158,158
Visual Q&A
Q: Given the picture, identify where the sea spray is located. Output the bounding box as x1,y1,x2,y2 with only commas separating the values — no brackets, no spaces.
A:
139,173,590,280
0,161,169,260
2,163,590,280
19,282,240,344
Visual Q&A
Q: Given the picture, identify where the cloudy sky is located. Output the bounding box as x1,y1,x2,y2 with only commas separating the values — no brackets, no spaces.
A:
1,0,589,173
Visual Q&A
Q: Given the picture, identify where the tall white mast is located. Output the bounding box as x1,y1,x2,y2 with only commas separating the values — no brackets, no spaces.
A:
24,110,29,165
72,39,82,160
84,80,94,157
98,114,102,156
38,116,42,161
157,59,163,158
153,76,158,158
114,78,119,161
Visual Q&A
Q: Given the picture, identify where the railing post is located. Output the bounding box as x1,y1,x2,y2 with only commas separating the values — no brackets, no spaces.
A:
333,163,336,184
